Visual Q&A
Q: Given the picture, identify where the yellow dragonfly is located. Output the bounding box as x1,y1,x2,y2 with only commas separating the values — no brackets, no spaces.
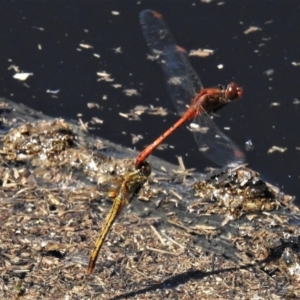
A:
87,161,151,274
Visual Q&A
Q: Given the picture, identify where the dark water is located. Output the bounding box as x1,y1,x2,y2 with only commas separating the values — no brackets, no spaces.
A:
0,1,299,202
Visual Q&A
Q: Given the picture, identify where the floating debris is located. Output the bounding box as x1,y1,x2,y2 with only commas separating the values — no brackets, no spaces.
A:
96,71,114,82
79,43,93,49
244,26,262,34
87,102,100,109
268,145,287,153
270,102,281,107
292,61,300,67
293,98,300,105
131,134,143,144
90,117,103,124
123,89,139,96
8,65,20,72
112,47,122,53
245,139,254,151
189,48,214,57
13,72,33,81
31,26,45,31
46,89,60,94
264,69,275,76
111,83,122,88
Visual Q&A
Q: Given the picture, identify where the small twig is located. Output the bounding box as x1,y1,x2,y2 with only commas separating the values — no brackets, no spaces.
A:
177,156,186,171
146,246,181,256
161,231,186,249
150,225,166,245
169,189,183,200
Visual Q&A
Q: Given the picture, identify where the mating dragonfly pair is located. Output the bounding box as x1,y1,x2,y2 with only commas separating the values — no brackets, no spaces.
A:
87,9,244,274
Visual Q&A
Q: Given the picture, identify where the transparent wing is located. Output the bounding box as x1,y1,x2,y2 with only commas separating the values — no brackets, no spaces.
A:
139,9,203,115
192,113,245,166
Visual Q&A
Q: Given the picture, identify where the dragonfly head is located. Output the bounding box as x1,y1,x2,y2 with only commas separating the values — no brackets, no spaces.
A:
225,82,243,101
139,161,152,177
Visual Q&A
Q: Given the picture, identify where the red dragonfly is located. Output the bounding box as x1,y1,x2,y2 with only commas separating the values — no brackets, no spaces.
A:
135,10,245,169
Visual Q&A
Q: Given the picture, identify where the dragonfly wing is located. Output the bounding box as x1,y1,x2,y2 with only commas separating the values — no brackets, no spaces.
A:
139,10,203,116
192,113,245,166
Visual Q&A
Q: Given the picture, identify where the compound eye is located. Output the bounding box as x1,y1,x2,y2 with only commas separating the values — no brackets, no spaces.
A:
225,82,243,101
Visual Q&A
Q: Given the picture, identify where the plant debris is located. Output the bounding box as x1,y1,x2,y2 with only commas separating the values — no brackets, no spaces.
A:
0,98,299,299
